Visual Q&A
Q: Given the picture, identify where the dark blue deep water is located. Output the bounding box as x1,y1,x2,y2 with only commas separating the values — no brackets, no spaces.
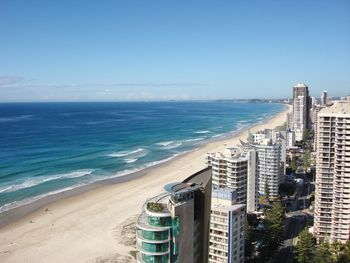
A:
0,102,284,212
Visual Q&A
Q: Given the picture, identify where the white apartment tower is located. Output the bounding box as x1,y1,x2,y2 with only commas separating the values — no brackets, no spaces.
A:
314,97,350,243
209,188,246,263
207,148,258,213
254,143,281,198
246,129,283,199
285,128,295,148
293,83,311,141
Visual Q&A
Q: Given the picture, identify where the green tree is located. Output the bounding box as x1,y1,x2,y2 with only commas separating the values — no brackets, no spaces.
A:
295,228,315,263
303,149,311,170
330,241,343,262
314,242,332,263
313,241,350,263
259,201,285,260
291,157,298,172
343,241,350,262
259,195,269,206
339,241,350,262
245,224,255,260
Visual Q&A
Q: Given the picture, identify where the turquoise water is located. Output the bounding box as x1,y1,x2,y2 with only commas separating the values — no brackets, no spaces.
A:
0,101,284,212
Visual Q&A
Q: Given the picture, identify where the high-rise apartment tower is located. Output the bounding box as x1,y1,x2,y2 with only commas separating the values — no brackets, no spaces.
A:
207,148,258,213
136,168,212,262
314,97,350,243
293,83,311,141
321,90,328,106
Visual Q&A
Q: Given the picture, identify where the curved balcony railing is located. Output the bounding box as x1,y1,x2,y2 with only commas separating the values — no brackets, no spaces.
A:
136,252,169,263
136,229,170,242
137,241,170,255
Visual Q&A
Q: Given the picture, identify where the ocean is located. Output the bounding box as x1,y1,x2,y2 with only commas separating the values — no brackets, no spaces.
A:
0,101,284,213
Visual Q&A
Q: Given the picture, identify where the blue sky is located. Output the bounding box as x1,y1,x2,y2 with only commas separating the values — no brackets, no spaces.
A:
0,0,349,101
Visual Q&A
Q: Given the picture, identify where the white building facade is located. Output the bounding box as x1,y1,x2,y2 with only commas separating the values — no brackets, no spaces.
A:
209,199,246,263
207,148,258,213
314,97,350,243
246,129,283,199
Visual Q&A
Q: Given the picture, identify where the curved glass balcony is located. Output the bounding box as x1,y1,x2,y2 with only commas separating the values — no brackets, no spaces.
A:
137,229,169,242
148,216,172,227
138,241,169,253
137,252,169,263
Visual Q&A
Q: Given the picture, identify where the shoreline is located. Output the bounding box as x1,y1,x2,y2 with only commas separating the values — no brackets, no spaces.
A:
0,104,287,226
0,104,291,263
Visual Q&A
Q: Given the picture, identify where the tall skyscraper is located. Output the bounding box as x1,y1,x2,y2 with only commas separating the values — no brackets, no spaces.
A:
136,168,212,263
292,83,311,141
314,97,350,243
321,90,328,106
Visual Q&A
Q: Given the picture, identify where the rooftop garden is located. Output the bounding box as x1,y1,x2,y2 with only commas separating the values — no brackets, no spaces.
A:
147,202,164,213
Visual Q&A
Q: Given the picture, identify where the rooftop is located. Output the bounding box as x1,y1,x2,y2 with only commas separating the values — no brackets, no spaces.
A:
182,166,212,188
207,150,248,162
143,193,171,215
211,203,246,212
294,83,308,88
164,182,199,195
319,97,350,115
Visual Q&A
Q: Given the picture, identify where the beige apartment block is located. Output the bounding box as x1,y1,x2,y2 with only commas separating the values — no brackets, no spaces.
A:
207,148,258,213
209,204,246,263
314,97,350,243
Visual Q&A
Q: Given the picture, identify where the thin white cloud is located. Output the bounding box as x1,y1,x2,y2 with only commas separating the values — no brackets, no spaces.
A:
0,76,24,86
0,80,207,89
0,76,208,101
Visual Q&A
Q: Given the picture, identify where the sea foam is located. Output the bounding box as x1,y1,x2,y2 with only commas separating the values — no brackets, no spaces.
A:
156,141,183,149
0,169,94,194
0,115,34,123
194,130,210,134
108,148,146,158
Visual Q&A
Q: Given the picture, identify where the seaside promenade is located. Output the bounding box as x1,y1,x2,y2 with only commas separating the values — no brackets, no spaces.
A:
0,106,291,263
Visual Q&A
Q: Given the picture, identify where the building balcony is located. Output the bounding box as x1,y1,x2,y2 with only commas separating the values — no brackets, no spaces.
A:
136,252,169,263
209,237,229,246
210,224,228,232
136,240,170,255
137,213,172,233
136,229,170,243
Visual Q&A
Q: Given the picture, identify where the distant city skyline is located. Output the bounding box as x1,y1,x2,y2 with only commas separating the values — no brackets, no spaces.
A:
0,0,349,102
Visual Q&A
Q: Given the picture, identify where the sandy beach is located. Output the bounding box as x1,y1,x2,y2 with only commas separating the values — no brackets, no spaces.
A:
0,105,291,263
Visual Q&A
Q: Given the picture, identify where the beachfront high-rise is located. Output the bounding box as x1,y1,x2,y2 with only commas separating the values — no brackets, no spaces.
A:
209,203,246,263
206,153,247,263
209,187,246,263
253,142,281,199
136,168,212,263
208,148,247,203
314,97,350,243
207,148,258,213
292,83,311,141
245,129,283,199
